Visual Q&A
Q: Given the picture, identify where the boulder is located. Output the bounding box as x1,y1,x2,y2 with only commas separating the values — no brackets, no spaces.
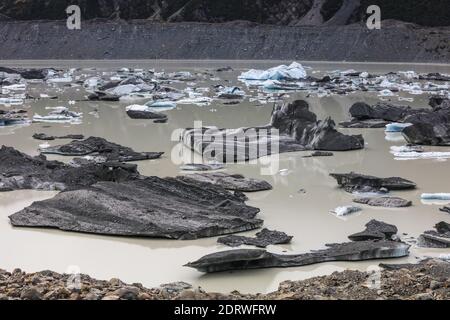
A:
348,220,398,241
330,172,416,193
217,228,292,248
353,196,412,208
9,177,263,239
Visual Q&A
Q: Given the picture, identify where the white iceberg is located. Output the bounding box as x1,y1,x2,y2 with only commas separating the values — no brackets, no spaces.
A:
146,100,177,110
421,193,450,201
385,123,412,132
239,62,307,81
33,106,82,123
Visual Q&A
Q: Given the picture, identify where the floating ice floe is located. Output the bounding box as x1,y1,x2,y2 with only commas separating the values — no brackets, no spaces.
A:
0,98,23,106
47,76,73,83
421,193,450,201
262,80,304,91
239,62,307,81
33,107,82,123
2,84,26,91
177,97,213,106
330,206,362,217
398,71,419,80
106,84,142,96
385,123,412,132
146,100,177,110
390,145,450,160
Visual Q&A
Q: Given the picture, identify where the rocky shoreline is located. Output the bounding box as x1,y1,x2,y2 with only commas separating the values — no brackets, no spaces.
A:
0,20,449,61
1,258,448,300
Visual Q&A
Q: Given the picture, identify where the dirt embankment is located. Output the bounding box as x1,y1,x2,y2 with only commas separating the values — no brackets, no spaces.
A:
0,20,448,62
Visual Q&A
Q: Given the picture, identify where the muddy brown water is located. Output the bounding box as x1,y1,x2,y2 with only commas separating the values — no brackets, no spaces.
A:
0,60,449,294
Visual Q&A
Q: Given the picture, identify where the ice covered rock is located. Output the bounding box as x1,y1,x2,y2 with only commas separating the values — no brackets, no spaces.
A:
179,172,272,192
185,240,410,273
330,172,416,193
330,206,362,217
348,220,398,241
125,104,167,121
418,222,450,248
9,177,262,239
217,228,292,248
40,136,163,162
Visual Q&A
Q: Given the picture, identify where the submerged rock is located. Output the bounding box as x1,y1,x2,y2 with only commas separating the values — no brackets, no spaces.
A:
9,177,263,239
330,172,416,193
0,67,51,79
40,137,163,162
348,220,398,241
353,197,412,208
185,240,410,273
179,172,272,192
217,228,292,248
0,146,139,192
302,151,333,158
418,222,450,248
32,133,84,141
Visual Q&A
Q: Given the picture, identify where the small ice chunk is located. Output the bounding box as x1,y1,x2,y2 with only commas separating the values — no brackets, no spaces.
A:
439,254,450,261
385,123,412,132
331,206,362,217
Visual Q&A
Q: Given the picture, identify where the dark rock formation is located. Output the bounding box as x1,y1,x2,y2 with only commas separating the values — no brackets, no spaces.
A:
185,240,410,273
348,220,398,241
0,109,28,126
418,222,450,248
126,109,167,121
182,100,363,162
40,137,163,162
402,123,450,146
1,0,449,27
330,172,416,193
217,228,292,248
32,133,84,141
440,206,450,214
353,196,412,208
179,173,272,192
9,177,263,239
0,66,51,79
0,146,139,191
87,92,120,101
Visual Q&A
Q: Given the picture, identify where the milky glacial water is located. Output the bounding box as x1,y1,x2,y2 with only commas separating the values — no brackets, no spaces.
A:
0,60,450,294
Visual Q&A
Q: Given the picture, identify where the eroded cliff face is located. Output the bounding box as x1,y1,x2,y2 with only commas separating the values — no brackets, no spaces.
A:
0,0,449,27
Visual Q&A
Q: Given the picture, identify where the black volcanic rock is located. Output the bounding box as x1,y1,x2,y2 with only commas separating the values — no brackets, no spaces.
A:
348,220,398,241
217,228,292,248
40,137,163,162
330,172,416,193
418,222,450,248
9,177,263,240
179,173,272,192
353,196,412,208
185,240,410,273
0,146,139,192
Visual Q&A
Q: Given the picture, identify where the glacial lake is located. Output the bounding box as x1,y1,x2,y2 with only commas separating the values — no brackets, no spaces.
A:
1,60,449,294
